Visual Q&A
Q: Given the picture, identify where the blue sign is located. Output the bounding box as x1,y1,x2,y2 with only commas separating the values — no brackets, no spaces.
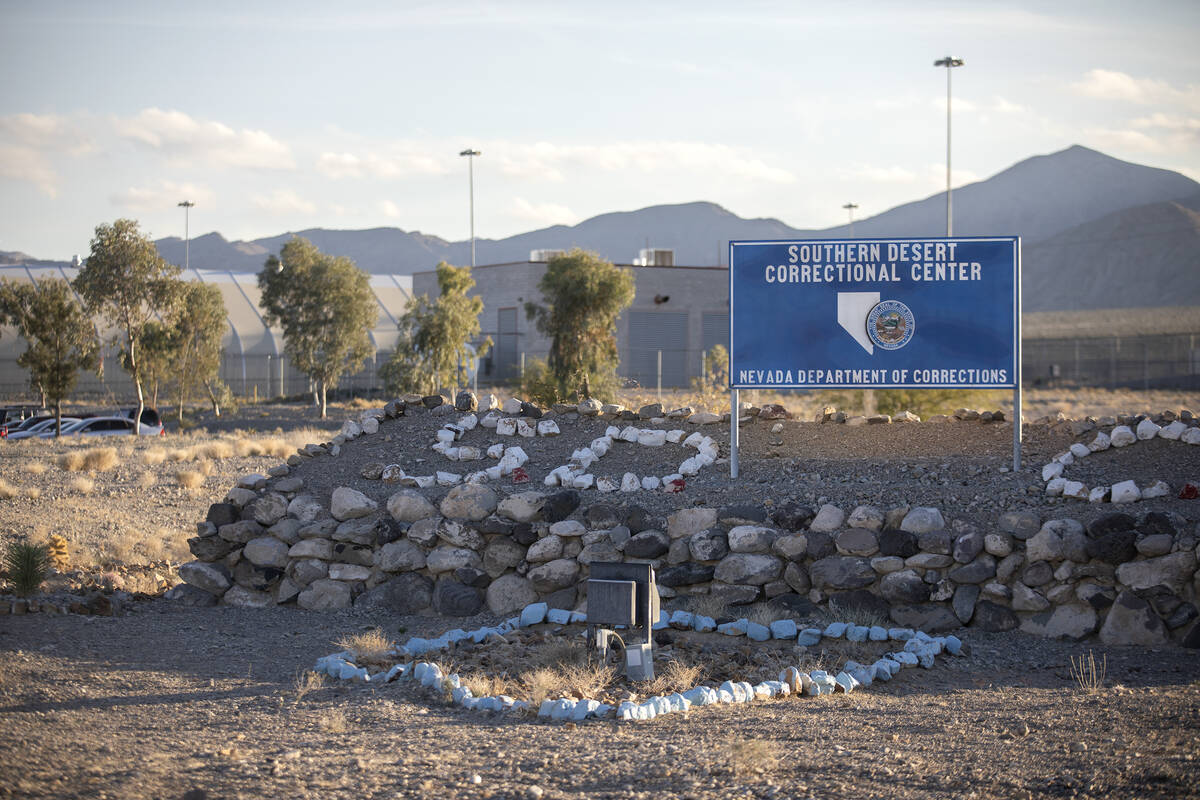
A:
728,237,1019,389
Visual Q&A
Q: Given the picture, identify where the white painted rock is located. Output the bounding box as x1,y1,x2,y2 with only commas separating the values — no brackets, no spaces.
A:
1069,443,1090,458
537,420,560,437
1042,462,1064,481
596,476,619,493
1110,426,1136,447
572,474,595,489
1136,418,1161,440
1088,486,1109,503
459,413,478,431
1045,478,1067,496
618,426,640,443
1183,427,1200,445
479,411,501,428
638,429,667,446
495,418,517,436
1141,480,1170,499
1158,421,1186,440
516,419,536,438
436,471,462,486
1062,481,1088,500
641,476,661,490
501,397,523,414
1110,479,1141,503
487,443,505,459
1088,431,1111,451
666,429,685,443
621,473,640,492
1055,451,1075,466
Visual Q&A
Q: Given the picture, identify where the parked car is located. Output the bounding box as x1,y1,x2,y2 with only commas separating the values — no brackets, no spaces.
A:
0,406,47,438
63,415,164,437
118,407,164,429
7,417,83,440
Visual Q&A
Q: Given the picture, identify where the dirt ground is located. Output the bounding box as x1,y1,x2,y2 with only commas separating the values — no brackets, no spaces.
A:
0,602,1198,800
1,389,1199,799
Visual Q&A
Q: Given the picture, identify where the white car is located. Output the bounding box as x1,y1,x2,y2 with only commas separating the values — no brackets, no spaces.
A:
7,417,83,440
63,416,165,437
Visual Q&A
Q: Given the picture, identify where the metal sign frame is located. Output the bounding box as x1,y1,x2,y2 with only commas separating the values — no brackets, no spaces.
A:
727,236,1022,476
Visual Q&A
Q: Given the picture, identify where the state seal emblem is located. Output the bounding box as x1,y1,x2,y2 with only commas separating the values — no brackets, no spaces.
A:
866,300,915,351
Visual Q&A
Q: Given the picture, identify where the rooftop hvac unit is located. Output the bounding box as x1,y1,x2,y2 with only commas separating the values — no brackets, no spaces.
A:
529,249,566,262
634,248,674,267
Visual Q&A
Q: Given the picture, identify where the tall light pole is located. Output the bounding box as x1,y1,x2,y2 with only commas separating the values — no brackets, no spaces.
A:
842,202,859,238
178,200,195,271
459,149,481,267
934,56,964,236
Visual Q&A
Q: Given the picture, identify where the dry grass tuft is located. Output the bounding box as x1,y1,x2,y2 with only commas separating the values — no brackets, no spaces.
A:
317,708,349,734
167,448,193,463
293,670,326,703
644,659,707,697
22,462,47,476
1070,650,1107,694
69,476,95,495
195,440,235,460
142,448,167,465
726,738,776,776
138,470,157,488
24,487,41,499
335,629,393,666
59,447,119,472
522,667,565,706
0,479,17,500
822,600,887,630
175,469,206,489
684,593,729,621
460,672,512,698
745,604,784,627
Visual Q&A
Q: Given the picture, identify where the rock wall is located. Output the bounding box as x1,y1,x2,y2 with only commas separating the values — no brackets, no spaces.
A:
170,400,1200,648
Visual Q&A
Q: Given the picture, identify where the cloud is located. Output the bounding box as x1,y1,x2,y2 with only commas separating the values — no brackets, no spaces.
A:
510,197,580,227
109,180,213,212
0,112,95,196
846,164,919,183
113,108,295,169
251,189,315,215
1083,128,1165,153
379,200,403,219
1132,112,1200,133
315,148,447,179
1072,69,1200,111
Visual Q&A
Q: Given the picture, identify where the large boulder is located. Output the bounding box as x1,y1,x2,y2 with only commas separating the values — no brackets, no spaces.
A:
440,484,498,521
900,507,945,534
688,528,729,561
1020,604,1099,639
242,536,290,569
541,490,581,523
354,573,433,614
808,556,875,590
222,585,274,608
330,487,378,521
1087,530,1138,565
218,520,264,544
1098,590,1169,646
249,492,290,526
877,528,919,558
879,569,930,604
333,516,392,547
387,490,438,522
297,579,352,610
526,534,564,563
658,563,715,587
728,526,778,554
835,529,879,557
179,561,232,595
667,507,718,539
483,538,526,577
971,600,1018,632
436,519,486,550
1115,551,1197,593
426,546,482,574
947,554,996,584
377,539,427,572
188,535,238,562
713,553,783,586
889,603,960,633
497,491,546,523
772,503,815,531
432,578,483,616
527,558,580,593
623,530,670,559
486,573,538,615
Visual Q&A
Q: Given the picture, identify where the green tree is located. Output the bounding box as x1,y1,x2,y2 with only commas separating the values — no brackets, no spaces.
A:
380,262,491,396
169,281,230,422
73,219,182,433
0,278,100,435
258,237,378,418
524,248,634,401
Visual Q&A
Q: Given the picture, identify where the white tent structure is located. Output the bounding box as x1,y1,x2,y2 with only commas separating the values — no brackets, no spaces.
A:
0,265,413,402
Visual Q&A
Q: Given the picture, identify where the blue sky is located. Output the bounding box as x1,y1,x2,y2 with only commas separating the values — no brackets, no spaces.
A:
1,0,1198,260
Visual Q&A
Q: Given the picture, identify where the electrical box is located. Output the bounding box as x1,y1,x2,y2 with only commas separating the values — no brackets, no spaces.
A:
587,579,637,627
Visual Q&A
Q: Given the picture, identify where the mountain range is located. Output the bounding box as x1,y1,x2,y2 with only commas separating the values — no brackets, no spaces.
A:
4,145,1198,312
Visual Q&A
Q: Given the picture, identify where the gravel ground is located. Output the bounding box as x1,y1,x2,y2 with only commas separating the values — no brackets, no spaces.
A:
1,601,1197,800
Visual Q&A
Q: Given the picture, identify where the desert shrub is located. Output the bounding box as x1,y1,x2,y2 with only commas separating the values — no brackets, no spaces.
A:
142,448,167,465
644,659,706,697
175,469,205,489
1070,650,1106,694
684,593,729,620
3,542,49,596
726,738,776,775
59,447,119,472
22,462,47,476
0,479,17,500
69,477,95,495
335,629,393,665
515,357,563,407
293,670,325,703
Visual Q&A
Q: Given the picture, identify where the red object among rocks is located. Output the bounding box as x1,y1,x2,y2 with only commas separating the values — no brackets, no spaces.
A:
511,467,530,484
1180,483,1199,500
665,478,686,493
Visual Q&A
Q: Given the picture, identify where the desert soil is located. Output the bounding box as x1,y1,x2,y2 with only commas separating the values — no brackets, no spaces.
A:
1,391,1199,799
